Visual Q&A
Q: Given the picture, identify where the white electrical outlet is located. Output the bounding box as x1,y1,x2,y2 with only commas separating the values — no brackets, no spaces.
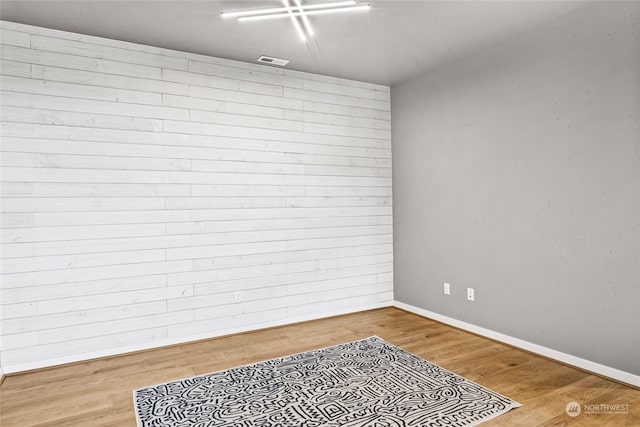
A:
467,287,475,301
234,291,242,303
443,282,450,295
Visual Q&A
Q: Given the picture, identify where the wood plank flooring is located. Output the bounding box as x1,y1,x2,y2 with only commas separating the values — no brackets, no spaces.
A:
1,307,638,426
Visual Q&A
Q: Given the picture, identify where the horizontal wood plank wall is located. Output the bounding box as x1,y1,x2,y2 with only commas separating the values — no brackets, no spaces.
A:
0,21,393,372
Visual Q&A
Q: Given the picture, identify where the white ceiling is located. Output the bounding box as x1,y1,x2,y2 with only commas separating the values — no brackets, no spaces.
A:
0,0,587,86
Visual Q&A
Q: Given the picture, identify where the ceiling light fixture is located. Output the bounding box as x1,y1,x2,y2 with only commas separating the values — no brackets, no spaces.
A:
222,1,371,42
220,1,356,19
237,4,371,22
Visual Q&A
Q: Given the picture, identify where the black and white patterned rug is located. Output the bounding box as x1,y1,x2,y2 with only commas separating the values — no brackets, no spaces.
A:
134,336,520,426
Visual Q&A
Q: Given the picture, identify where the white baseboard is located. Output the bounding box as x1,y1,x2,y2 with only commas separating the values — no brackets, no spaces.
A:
2,302,391,375
5,301,638,389
393,300,639,388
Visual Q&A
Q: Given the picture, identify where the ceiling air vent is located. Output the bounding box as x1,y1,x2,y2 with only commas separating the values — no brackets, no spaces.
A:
257,55,289,67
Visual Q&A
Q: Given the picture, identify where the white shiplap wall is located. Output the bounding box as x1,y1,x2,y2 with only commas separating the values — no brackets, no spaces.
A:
0,21,393,372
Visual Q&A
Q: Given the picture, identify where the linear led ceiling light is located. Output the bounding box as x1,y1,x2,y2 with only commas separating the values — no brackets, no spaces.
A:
221,1,371,41
221,1,357,18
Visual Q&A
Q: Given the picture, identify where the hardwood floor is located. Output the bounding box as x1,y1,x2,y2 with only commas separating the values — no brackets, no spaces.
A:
1,307,638,426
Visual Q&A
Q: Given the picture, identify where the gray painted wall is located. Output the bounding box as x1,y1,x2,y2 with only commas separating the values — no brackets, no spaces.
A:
391,2,639,375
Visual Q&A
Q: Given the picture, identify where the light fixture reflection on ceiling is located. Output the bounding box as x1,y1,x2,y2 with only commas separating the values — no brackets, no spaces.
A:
294,0,314,37
221,1,371,42
282,0,307,42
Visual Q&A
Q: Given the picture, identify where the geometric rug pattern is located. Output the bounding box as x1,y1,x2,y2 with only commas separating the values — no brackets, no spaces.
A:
134,336,520,426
